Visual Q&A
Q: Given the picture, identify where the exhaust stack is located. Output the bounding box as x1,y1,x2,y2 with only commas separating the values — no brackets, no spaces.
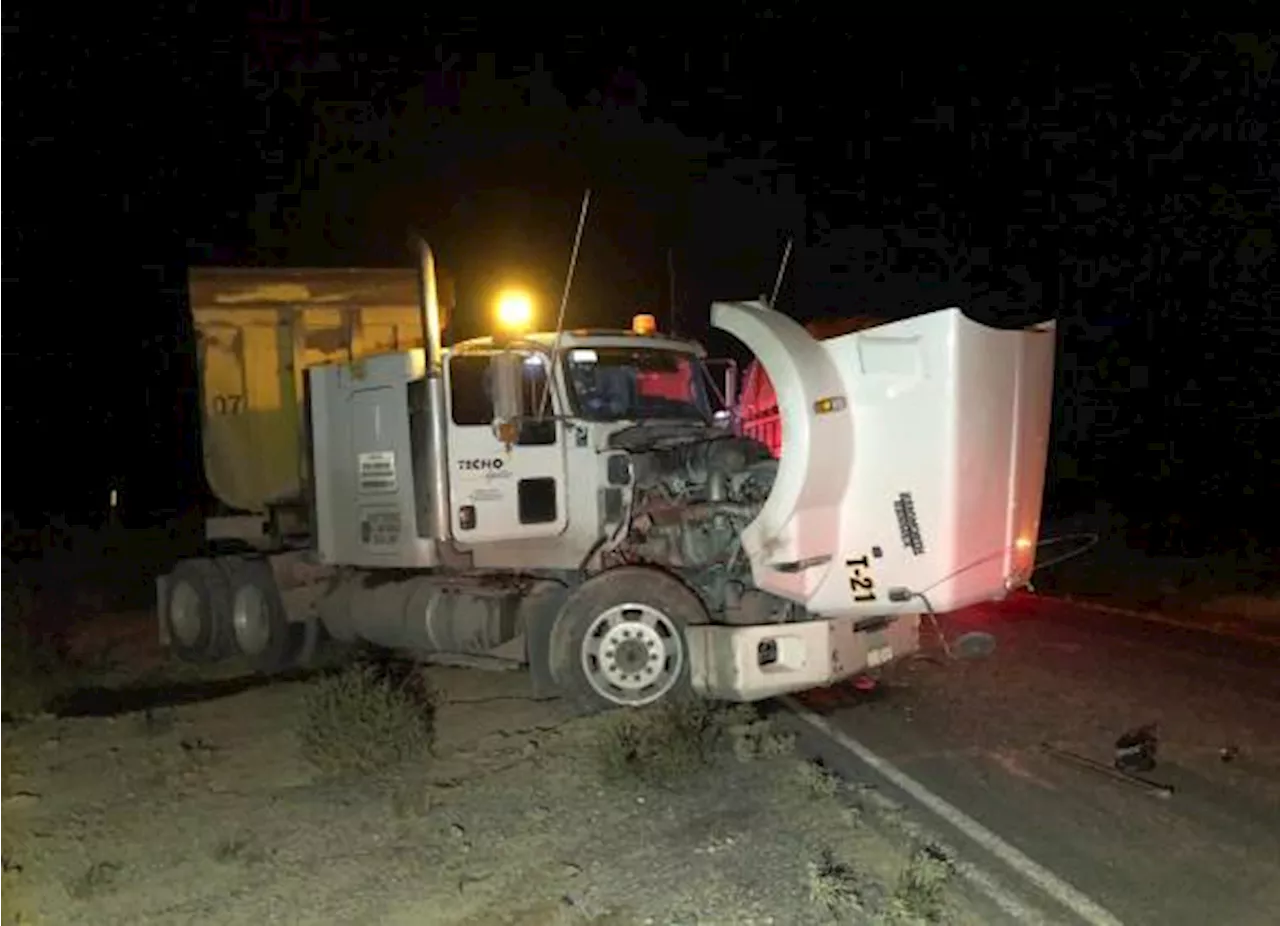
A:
415,238,452,541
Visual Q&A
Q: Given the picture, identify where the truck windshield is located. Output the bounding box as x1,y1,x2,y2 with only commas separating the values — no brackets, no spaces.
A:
563,347,712,423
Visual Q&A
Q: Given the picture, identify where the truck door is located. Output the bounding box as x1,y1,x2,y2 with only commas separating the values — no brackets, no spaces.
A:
445,351,568,542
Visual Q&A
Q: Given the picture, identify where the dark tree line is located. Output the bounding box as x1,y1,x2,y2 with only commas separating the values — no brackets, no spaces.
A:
8,11,1274,543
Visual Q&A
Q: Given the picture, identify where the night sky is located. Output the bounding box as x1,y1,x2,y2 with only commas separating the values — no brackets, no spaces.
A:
6,8,1276,549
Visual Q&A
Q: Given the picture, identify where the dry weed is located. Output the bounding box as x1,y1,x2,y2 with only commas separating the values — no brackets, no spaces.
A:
0,737,9,804
807,848,867,922
388,776,434,820
66,860,122,900
2,848,33,926
877,843,954,924
0,727,28,922
1,561,35,626
724,705,797,760
594,698,741,787
1,608,77,721
0,753,16,926
595,700,798,788
212,832,268,866
794,757,842,798
298,659,437,778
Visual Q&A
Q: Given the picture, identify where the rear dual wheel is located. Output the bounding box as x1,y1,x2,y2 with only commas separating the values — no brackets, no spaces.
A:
163,556,305,673
222,557,306,673
164,558,232,663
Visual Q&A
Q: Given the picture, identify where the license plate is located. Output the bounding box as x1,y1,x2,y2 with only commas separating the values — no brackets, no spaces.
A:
867,645,893,668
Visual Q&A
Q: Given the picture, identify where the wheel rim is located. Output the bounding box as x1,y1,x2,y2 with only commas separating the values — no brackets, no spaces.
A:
232,585,272,656
580,602,684,706
170,580,204,648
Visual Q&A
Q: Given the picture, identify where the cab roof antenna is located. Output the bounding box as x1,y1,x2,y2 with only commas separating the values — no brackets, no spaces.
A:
667,247,678,336
537,188,592,419
768,237,794,309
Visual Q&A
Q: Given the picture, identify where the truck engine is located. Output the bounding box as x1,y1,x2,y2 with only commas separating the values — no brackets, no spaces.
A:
610,429,778,572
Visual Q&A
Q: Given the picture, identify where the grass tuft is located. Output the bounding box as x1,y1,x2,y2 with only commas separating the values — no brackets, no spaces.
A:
0,737,31,926
67,861,122,900
298,659,437,779
794,757,842,799
595,698,725,786
807,848,867,921
594,699,792,787
212,832,268,866
724,705,797,761
877,843,955,924
1,591,77,721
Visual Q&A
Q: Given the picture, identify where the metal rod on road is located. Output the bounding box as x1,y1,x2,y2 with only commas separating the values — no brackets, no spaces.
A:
1040,743,1174,800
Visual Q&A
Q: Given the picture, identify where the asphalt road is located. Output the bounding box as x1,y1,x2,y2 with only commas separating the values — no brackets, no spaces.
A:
784,595,1280,926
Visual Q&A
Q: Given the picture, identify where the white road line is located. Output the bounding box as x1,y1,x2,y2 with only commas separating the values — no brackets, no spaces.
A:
852,781,1052,925
952,855,1056,925
784,698,1127,926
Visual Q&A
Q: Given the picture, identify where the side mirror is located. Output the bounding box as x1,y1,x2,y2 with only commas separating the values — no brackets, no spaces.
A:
490,352,524,431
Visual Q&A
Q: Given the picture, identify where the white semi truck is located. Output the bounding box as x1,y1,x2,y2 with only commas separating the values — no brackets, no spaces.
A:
158,241,1057,711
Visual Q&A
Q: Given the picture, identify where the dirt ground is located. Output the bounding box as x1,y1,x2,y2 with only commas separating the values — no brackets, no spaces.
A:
1,611,985,926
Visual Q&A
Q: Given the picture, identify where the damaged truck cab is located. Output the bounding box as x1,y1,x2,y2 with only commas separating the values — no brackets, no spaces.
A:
158,243,1057,712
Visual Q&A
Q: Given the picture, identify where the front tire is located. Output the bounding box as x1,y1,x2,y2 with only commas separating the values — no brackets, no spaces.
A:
549,567,706,713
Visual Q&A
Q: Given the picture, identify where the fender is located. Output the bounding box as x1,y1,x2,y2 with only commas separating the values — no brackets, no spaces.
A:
710,300,851,602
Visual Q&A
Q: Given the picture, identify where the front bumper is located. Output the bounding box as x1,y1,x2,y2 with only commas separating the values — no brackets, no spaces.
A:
687,613,920,702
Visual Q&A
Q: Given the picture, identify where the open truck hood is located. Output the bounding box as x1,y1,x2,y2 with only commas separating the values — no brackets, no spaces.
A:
713,300,1056,618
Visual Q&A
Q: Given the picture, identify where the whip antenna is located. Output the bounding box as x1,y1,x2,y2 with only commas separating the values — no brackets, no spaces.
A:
768,237,794,308
538,189,592,419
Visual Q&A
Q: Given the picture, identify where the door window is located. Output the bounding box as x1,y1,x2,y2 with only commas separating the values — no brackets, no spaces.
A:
449,353,557,446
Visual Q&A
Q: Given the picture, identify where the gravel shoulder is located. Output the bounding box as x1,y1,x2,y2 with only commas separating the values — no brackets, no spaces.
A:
2,613,990,926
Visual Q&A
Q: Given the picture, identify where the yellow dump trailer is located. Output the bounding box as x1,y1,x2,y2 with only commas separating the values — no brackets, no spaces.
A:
190,267,453,535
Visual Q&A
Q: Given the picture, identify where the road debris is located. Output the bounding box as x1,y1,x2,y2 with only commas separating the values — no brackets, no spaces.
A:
1040,742,1174,799
953,630,998,660
1113,722,1159,773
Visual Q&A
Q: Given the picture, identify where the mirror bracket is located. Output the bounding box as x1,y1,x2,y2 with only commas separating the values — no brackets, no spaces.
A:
489,351,525,449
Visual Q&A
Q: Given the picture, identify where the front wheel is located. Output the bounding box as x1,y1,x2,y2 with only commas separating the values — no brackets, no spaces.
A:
549,567,707,713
